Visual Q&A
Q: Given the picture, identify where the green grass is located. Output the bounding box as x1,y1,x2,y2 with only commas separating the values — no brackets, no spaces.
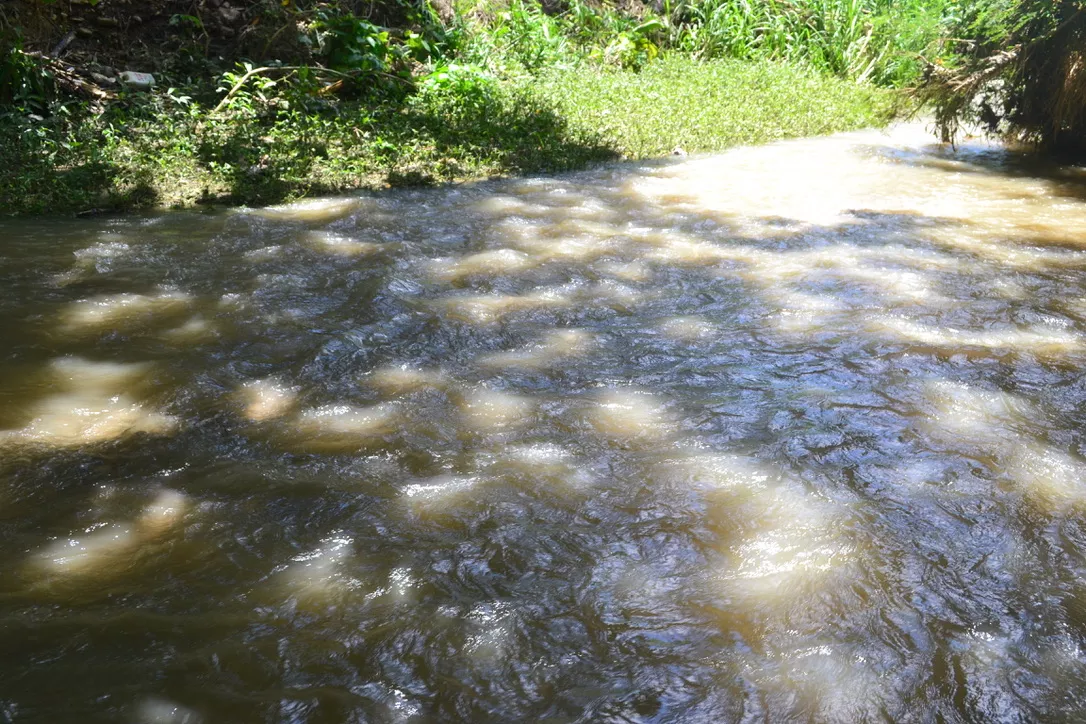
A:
660,0,954,86
0,56,895,217
461,0,953,86
537,56,897,158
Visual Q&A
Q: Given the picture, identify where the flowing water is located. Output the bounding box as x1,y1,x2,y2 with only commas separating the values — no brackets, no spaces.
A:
3,124,1086,723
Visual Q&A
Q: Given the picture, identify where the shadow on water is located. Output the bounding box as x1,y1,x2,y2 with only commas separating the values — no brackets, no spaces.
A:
3,126,1086,722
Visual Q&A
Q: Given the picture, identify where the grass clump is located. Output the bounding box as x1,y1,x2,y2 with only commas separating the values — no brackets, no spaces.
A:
538,55,897,158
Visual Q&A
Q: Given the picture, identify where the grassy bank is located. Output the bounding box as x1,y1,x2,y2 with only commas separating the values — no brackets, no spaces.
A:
537,57,894,157
0,0,949,216
0,56,893,216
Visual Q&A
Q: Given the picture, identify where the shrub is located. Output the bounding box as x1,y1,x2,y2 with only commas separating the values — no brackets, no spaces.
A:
918,0,1086,152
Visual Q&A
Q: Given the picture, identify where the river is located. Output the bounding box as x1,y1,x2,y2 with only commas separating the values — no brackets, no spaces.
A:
2,124,1086,722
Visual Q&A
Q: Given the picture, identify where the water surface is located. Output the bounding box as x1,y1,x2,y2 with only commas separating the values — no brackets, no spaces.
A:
3,125,1086,722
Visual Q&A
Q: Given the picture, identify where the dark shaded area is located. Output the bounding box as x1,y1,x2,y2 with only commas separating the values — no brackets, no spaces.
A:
0,125,162,215
2,0,435,74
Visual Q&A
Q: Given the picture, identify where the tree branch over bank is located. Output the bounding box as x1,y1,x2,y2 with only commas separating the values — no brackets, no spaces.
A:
917,0,1086,155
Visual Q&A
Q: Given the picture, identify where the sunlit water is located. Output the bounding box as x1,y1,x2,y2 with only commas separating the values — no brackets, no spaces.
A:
3,124,1086,722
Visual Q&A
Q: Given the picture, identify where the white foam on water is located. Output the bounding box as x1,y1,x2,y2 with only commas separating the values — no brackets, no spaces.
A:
428,249,536,281
0,358,177,449
291,403,398,450
645,235,737,265
59,290,192,334
254,197,360,223
136,489,190,538
161,316,216,343
549,218,624,238
767,288,848,333
512,227,621,264
74,239,131,263
217,292,249,310
657,316,713,341
583,280,645,309
386,566,417,602
242,245,284,261
402,475,479,511
962,628,1014,670
501,442,573,472
871,316,1081,356
278,535,360,601
858,244,967,273
436,287,572,323
589,388,673,442
664,450,774,492
892,459,953,495
366,365,448,394
921,380,1039,451
1065,297,1086,320
597,260,652,282
727,524,850,596
769,288,847,314
716,485,854,612
743,642,891,723
30,488,191,579
876,268,948,304
53,356,149,388
478,328,594,370
473,196,554,218
135,697,202,724
307,231,382,256
238,377,299,421
1005,442,1086,512
50,238,131,284
33,523,138,575
495,443,595,488
459,388,536,432
53,240,132,285
463,601,515,663
530,195,619,222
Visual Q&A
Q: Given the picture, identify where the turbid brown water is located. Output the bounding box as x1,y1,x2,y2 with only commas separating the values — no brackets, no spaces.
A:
3,124,1086,722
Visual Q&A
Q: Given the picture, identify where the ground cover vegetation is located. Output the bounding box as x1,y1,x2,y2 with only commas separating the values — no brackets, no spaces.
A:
0,0,974,215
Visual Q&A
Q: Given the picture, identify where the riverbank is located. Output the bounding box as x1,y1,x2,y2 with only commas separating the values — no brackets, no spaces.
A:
0,56,895,217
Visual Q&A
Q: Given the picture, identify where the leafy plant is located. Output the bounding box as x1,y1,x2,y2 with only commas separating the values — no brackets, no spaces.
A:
312,12,398,73
216,62,285,116
0,37,53,113
596,19,664,69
